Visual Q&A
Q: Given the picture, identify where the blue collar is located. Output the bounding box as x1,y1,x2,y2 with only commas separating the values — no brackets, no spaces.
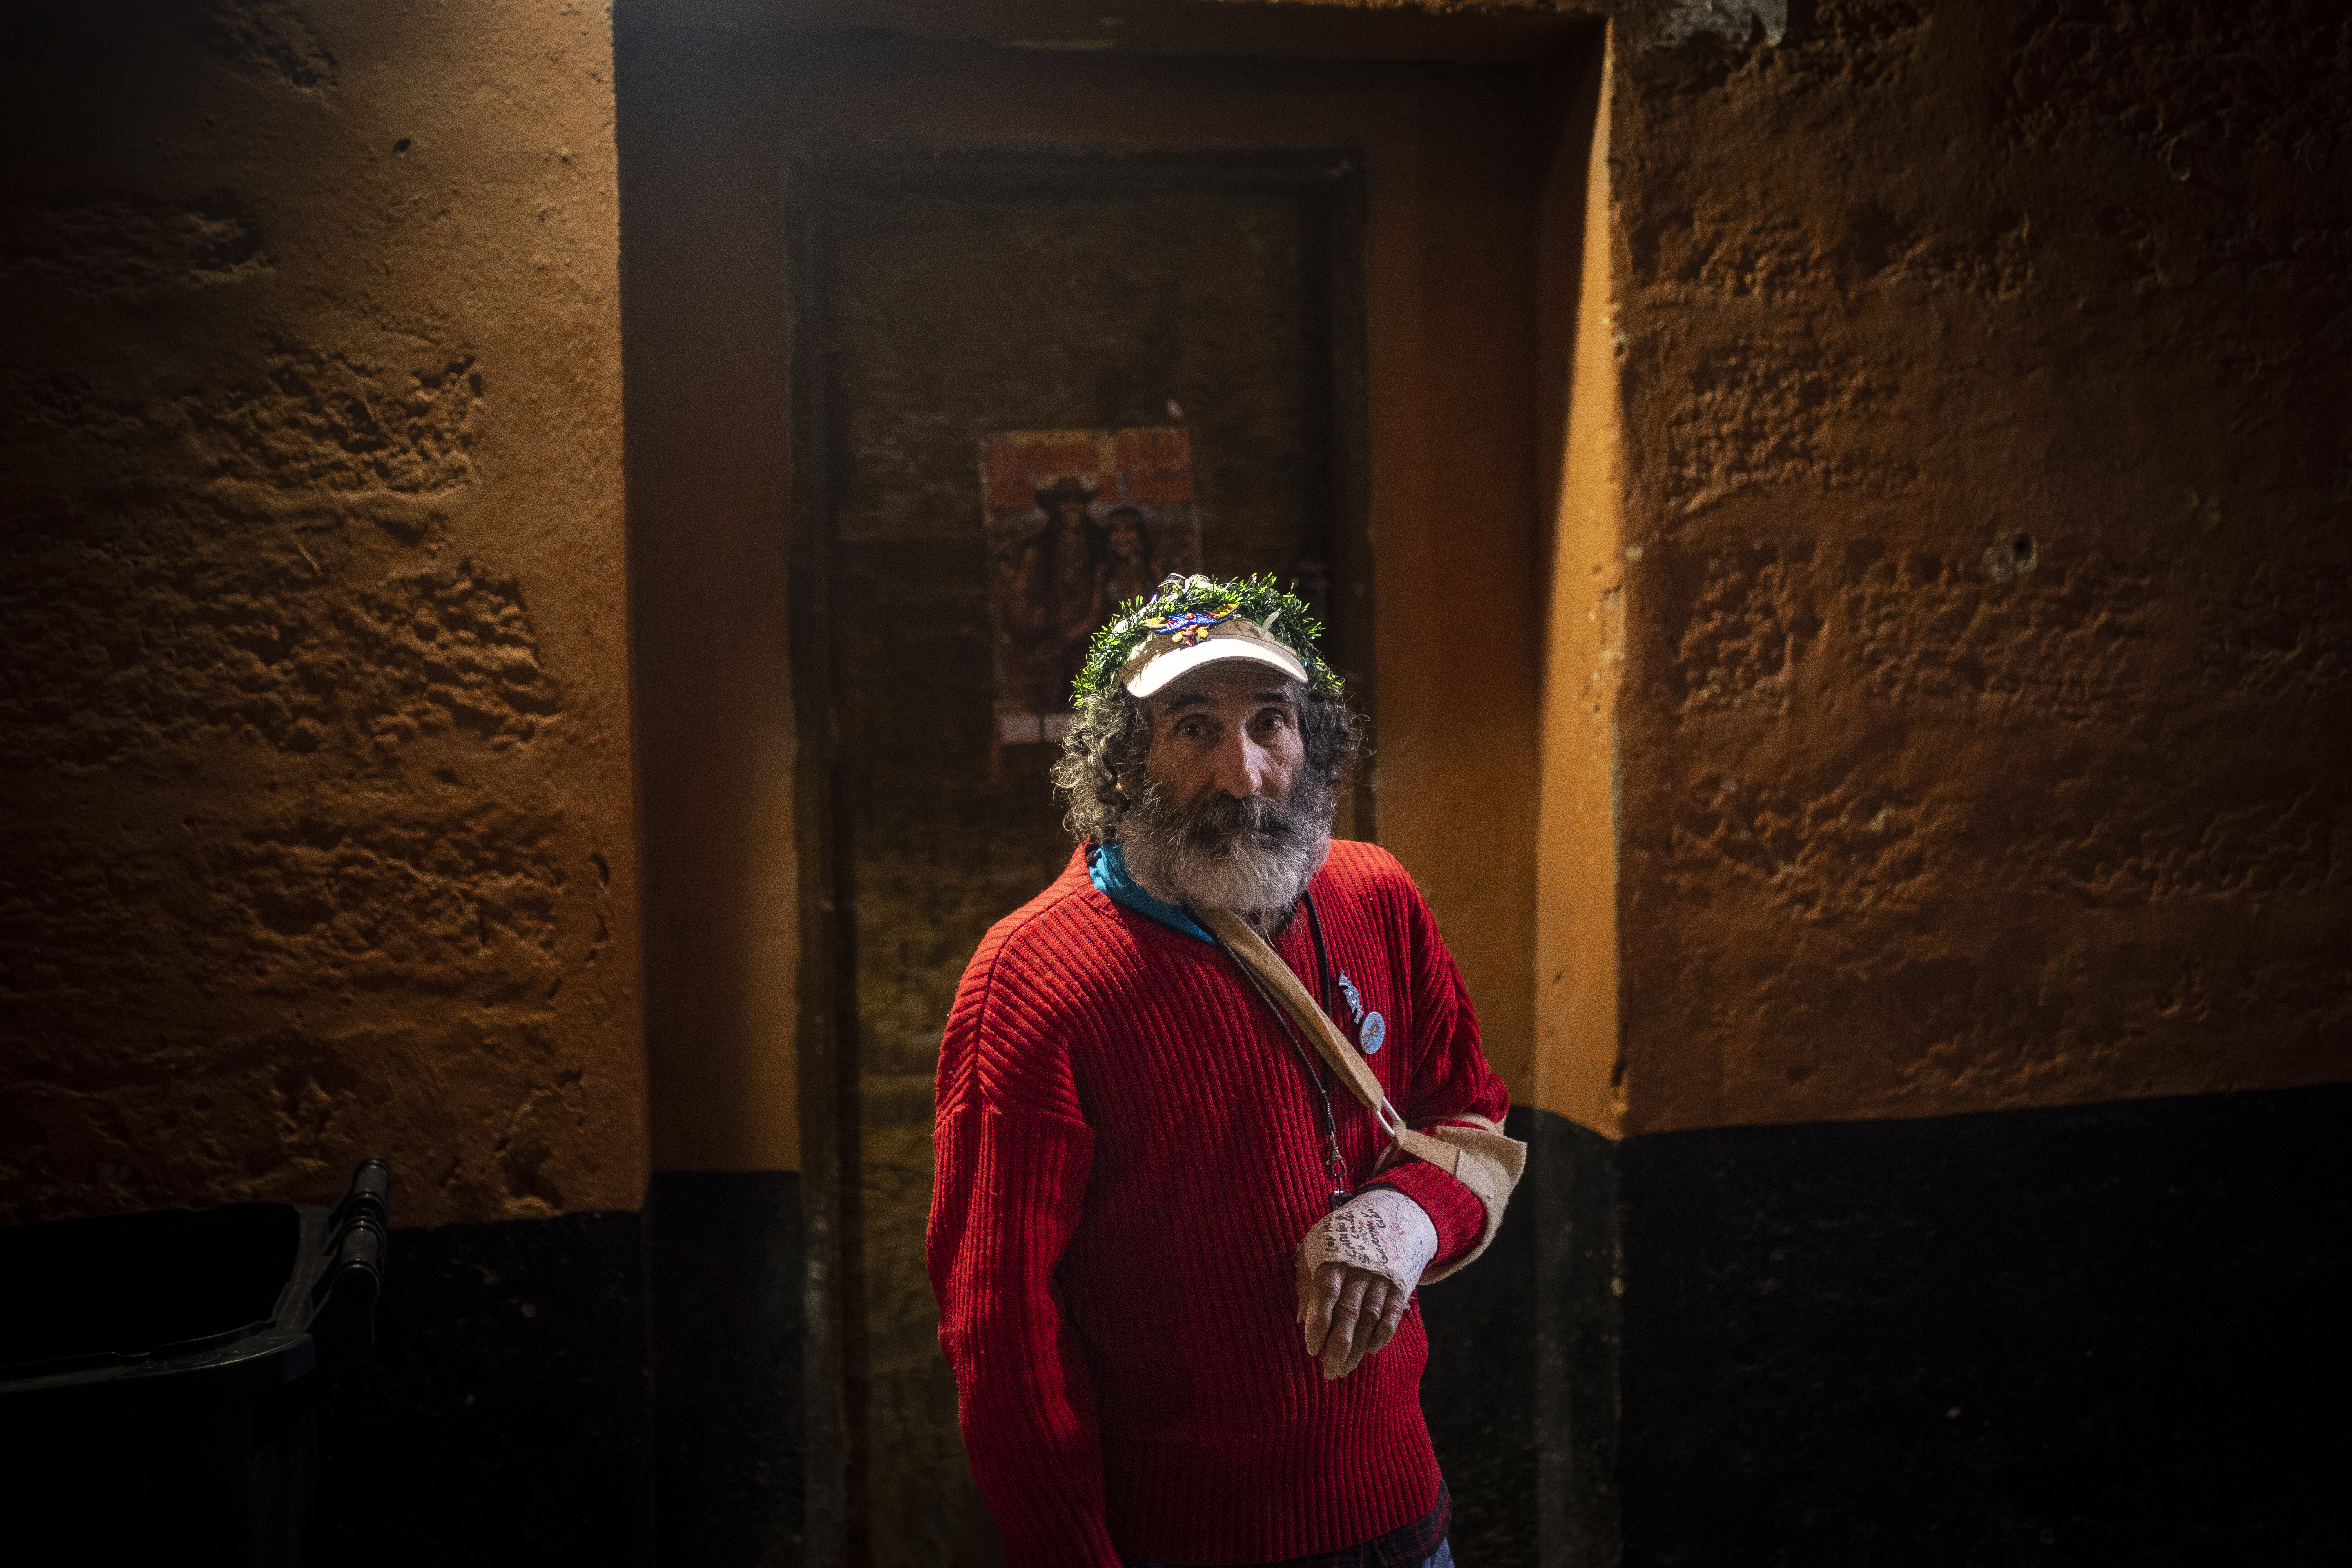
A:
1087,840,1214,944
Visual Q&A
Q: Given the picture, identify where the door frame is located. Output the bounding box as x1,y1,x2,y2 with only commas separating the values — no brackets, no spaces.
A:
784,140,1374,1564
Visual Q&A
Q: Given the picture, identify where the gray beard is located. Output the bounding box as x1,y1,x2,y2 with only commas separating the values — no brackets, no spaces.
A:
1116,770,1335,918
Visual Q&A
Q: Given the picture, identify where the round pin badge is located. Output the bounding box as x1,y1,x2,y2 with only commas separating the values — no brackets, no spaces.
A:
1359,1011,1386,1055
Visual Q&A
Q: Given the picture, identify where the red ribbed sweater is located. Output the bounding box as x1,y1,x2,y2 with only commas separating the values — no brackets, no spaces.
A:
928,839,1508,1566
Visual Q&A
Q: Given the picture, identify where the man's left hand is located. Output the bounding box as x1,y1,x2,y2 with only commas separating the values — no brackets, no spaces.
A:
1295,1187,1439,1381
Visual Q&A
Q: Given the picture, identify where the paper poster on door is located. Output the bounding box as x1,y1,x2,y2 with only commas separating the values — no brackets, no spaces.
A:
980,426,1202,746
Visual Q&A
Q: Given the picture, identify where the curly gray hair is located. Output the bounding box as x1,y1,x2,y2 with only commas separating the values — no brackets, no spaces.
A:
1051,680,1363,843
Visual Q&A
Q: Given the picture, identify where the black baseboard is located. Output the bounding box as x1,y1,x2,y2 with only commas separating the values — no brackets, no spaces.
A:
1434,1086,2349,1567
1617,1084,2349,1566
301,1088,2345,1566
1421,1104,1622,1568
315,1211,651,1568
646,1170,806,1568
1540,1106,1624,1568
306,1176,808,1568
1419,1106,1541,1565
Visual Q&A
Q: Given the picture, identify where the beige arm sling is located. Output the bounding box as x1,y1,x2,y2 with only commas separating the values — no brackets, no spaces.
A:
1200,908,1528,1285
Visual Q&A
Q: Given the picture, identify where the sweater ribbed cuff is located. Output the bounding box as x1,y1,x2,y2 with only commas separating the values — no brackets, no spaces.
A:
1365,1159,1487,1268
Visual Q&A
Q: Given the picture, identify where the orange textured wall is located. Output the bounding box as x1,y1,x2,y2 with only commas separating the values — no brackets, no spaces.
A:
1533,40,1625,1138
1362,74,1545,1104
21,0,2330,1221
621,37,804,1174
1601,1,2352,1134
1,2,642,1226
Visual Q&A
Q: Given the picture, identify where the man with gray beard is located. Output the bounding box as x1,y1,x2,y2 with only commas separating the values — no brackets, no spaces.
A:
929,574,1524,1568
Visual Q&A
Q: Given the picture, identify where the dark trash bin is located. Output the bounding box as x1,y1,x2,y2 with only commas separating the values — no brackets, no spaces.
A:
0,1159,390,1568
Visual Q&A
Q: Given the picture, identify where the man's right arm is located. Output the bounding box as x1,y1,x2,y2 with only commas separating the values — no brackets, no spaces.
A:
927,946,1121,1568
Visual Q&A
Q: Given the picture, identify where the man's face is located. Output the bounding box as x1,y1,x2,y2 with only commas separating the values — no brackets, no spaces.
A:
1118,663,1329,914
1142,664,1304,809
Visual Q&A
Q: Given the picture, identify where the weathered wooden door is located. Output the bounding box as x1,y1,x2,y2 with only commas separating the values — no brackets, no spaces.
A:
791,149,1369,1567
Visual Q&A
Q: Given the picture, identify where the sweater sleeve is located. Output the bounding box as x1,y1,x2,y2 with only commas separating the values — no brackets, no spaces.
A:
927,938,1122,1568
1363,882,1512,1270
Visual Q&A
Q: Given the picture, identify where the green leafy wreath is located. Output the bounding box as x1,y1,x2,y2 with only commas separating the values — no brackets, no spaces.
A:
1072,572,1339,704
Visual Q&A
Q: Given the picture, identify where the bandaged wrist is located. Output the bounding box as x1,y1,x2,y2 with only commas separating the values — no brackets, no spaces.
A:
1298,1187,1440,1297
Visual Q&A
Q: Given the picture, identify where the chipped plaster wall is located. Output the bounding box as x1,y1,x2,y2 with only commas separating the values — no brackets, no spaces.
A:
1603,0,2351,1133
1,2,641,1225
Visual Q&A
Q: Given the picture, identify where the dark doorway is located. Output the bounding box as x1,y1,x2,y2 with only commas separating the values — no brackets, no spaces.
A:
788,149,1372,1566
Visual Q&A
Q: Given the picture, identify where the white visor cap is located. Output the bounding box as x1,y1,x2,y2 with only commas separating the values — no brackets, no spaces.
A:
1121,618,1311,699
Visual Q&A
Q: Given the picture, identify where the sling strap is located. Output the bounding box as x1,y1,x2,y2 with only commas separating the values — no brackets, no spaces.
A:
1201,908,1528,1284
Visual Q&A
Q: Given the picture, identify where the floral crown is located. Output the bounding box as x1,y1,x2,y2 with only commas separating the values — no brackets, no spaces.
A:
1073,572,1339,704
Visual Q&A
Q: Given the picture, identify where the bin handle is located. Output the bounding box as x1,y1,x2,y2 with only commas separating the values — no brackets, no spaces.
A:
313,1158,392,1307
327,1218,385,1307
333,1157,392,1233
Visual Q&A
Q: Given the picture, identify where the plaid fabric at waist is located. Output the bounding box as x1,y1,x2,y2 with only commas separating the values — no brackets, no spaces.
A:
1122,1481,1451,1568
